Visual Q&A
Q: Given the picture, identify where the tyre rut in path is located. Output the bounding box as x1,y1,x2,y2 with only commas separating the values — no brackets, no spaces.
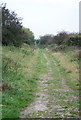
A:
20,52,79,118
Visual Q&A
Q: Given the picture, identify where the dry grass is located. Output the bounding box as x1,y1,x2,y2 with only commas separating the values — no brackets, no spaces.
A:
45,47,79,89
52,52,79,75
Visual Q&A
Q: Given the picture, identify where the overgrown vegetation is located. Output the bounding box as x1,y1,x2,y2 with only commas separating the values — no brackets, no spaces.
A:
2,4,35,47
2,45,80,118
20,49,79,118
39,34,53,45
1,3,80,119
23,28,35,45
39,31,80,48
2,45,41,118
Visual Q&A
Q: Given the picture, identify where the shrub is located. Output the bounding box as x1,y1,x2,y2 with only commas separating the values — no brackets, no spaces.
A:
67,36,80,46
39,34,53,45
50,31,69,45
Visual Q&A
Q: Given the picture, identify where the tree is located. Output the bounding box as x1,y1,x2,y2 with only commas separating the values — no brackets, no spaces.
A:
49,31,69,45
23,27,35,45
2,3,27,47
39,34,53,45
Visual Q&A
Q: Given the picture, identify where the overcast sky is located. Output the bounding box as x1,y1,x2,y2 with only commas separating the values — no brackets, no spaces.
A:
1,0,80,38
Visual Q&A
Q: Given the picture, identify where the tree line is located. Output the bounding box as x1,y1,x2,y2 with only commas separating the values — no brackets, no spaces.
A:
2,3,80,48
38,32,80,47
2,3,35,47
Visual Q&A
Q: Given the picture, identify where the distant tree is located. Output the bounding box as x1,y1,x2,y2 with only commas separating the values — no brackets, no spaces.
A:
51,31,69,45
67,34,80,46
35,39,40,44
50,31,80,47
39,34,53,45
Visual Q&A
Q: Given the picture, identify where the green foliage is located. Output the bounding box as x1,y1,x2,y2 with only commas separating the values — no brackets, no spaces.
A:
2,46,79,118
2,46,42,118
2,4,24,47
20,43,34,55
34,40,40,45
39,34,53,45
67,35,81,46
2,56,21,75
21,48,32,55
49,31,69,45
2,4,35,47
39,32,80,49
23,27,35,45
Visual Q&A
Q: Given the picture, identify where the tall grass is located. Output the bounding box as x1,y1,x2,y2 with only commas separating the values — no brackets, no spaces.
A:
2,45,39,118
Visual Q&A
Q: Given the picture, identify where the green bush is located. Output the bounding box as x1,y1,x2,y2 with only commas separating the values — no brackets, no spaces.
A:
67,36,80,46
21,48,31,55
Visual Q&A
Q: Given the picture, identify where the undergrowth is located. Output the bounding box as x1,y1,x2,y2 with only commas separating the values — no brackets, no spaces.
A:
46,46,79,90
2,45,80,118
2,45,41,118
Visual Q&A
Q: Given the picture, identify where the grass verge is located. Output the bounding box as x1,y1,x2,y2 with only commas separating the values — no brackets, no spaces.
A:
2,46,41,118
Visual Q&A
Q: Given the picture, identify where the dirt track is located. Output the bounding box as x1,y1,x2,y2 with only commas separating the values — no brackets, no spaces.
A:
20,51,79,118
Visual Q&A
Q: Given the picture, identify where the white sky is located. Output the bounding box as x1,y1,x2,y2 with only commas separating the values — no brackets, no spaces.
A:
1,0,80,38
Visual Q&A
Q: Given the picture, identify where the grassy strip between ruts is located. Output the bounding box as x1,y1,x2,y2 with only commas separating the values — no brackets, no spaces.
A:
2,46,46,118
